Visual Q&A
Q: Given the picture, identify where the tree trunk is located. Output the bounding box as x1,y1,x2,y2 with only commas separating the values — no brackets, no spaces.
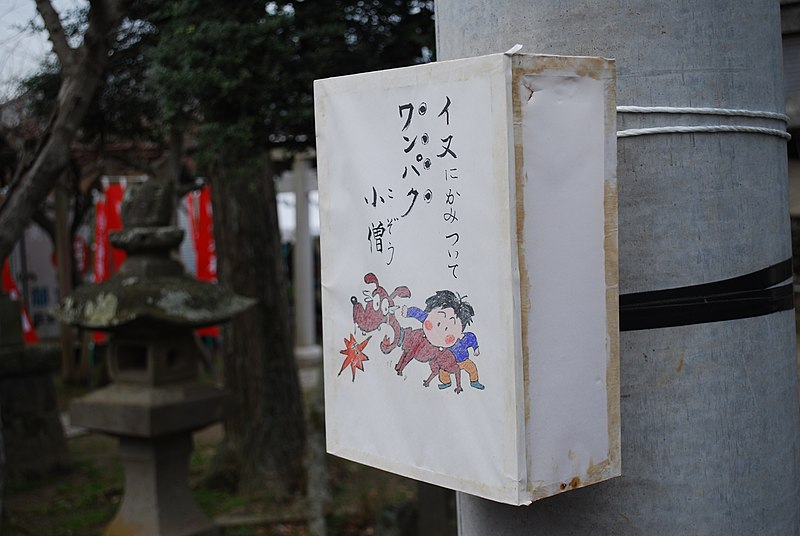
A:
209,154,307,495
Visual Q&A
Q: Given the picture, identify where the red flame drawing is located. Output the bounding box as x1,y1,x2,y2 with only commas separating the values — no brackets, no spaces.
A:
339,334,371,381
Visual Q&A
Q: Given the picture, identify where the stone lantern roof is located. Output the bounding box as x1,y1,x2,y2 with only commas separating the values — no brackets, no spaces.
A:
52,179,254,332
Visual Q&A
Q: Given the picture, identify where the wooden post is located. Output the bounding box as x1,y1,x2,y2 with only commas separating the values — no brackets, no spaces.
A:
54,177,75,381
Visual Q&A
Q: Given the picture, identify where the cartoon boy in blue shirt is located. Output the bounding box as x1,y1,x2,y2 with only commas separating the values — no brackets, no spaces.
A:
402,290,484,390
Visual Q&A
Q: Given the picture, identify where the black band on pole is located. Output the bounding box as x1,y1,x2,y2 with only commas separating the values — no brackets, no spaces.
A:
619,258,795,331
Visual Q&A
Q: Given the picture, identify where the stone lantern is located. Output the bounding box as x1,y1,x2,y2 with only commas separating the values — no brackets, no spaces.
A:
53,180,254,535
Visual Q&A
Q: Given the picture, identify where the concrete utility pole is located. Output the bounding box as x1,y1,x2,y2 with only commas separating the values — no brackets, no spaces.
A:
436,1,800,534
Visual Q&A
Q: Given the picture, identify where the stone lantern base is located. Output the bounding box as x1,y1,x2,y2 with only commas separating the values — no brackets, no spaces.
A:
70,380,228,536
105,434,219,536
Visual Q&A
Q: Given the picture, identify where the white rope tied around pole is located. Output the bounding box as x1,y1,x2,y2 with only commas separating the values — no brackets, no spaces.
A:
616,106,792,140
618,125,792,140
617,106,789,122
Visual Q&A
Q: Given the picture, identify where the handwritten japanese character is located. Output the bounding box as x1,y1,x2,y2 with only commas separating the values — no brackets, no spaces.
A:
445,189,460,206
448,264,459,278
403,165,420,179
438,96,452,125
437,135,457,159
368,222,386,253
443,207,458,223
402,188,420,217
399,103,414,131
365,187,381,207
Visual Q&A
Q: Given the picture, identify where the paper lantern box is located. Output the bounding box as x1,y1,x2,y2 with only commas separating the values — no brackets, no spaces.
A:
313,52,619,506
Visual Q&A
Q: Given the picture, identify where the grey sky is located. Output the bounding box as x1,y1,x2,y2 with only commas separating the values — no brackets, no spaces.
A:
0,0,84,101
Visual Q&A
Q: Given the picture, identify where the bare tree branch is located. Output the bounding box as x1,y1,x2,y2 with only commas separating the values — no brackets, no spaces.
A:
0,0,128,262
34,0,75,71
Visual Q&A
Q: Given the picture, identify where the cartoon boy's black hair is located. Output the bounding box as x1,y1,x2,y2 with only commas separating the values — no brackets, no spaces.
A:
424,290,475,327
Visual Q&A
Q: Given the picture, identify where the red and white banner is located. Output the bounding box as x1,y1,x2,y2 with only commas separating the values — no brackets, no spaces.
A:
104,182,127,273
2,259,39,344
92,180,128,343
186,185,217,283
93,193,108,283
94,180,127,283
185,185,219,338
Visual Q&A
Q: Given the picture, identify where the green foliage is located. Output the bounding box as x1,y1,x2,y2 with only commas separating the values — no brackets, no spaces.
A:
268,0,435,145
17,0,434,168
3,450,122,536
83,17,162,144
146,0,435,165
193,488,250,514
